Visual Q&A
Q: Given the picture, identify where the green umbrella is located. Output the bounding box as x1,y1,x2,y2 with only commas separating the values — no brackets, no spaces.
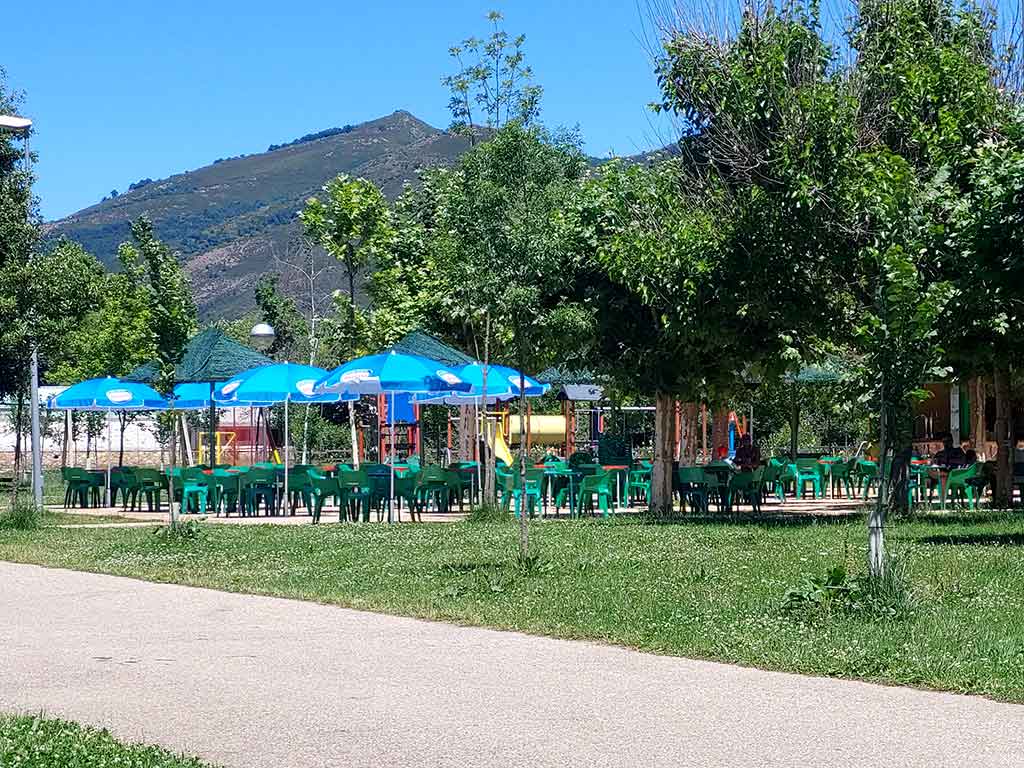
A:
126,328,272,465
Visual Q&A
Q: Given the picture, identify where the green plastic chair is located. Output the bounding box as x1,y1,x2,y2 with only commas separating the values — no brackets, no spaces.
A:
703,466,730,512
239,468,277,516
941,463,981,509
109,466,138,509
306,468,340,524
337,469,373,522
576,472,613,518
677,466,709,514
494,469,540,518
729,471,761,512
132,468,165,512
855,460,879,499
180,467,211,515
828,458,857,498
626,464,652,505
794,459,823,499
63,468,100,509
767,459,796,502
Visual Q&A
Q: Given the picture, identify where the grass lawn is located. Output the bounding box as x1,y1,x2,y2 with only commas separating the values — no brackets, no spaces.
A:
0,714,215,767
1,511,1024,702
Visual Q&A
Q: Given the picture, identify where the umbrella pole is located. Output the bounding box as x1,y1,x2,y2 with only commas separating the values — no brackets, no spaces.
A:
284,398,290,517
208,382,216,467
475,397,482,506
106,415,112,507
389,391,395,524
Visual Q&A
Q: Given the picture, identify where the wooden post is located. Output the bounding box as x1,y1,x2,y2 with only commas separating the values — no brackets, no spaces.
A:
701,403,707,459
674,401,682,461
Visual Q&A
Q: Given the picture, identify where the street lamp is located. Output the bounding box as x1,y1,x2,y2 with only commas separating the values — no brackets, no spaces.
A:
250,322,276,350
0,113,42,508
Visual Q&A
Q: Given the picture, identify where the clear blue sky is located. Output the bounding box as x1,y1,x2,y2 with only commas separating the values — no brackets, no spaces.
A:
6,1,673,221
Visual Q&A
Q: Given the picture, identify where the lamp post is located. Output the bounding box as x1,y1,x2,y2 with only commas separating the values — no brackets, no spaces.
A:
0,114,42,508
250,323,275,462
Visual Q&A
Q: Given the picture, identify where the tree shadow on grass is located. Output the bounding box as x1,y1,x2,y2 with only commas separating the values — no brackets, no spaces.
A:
638,511,865,529
916,532,1024,547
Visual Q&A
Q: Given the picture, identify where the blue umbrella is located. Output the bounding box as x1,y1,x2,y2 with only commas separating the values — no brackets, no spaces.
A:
317,352,470,521
218,363,356,515
48,377,169,411
48,377,169,505
415,363,548,405
316,351,470,396
219,363,356,405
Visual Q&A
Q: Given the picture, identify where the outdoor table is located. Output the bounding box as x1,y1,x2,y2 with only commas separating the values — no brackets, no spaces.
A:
545,467,582,517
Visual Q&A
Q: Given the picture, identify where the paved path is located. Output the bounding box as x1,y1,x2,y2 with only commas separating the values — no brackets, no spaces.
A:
2,562,1022,767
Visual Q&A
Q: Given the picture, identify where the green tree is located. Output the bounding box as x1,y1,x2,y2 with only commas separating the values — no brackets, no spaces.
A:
442,10,542,139
124,217,197,523
51,242,155,465
254,273,308,360
300,175,391,467
374,122,590,555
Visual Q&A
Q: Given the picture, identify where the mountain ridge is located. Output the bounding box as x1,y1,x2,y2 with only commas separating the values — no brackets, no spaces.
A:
45,110,472,318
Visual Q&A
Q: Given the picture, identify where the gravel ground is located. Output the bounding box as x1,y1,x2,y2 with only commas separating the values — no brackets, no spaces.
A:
2,561,1022,767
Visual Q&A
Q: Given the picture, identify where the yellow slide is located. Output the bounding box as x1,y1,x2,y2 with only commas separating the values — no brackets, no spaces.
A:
490,420,514,466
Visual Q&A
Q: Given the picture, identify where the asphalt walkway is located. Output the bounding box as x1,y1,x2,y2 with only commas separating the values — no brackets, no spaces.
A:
2,562,1021,767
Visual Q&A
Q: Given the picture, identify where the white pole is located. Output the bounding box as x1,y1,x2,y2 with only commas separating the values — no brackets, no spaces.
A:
475,397,482,503
105,415,112,507
389,390,396,524
284,397,290,516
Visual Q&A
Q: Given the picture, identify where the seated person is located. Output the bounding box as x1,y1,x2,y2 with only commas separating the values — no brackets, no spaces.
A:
733,434,761,471
541,448,563,464
961,440,978,466
714,445,733,465
933,435,967,469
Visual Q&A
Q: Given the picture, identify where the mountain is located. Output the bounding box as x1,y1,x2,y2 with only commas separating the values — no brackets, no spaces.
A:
45,111,473,318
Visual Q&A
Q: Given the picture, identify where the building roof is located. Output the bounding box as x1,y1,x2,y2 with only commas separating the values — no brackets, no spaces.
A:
558,383,605,402
388,330,475,368
125,328,272,385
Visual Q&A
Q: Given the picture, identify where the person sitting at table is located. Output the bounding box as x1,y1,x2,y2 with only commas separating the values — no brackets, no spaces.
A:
961,439,977,465
541,447,563,464
713,445,734,466
733,434,761,472
933,435,967,469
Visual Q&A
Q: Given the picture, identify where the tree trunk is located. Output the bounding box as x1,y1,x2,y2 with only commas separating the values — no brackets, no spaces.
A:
972,376,987,456
993,364,1012,508
61,410,70,469
651,392,676,517
712,406,730,459
458,406,473,462
887,400,913,517
12,392,24,504
118,412,127,467
517,348,529,558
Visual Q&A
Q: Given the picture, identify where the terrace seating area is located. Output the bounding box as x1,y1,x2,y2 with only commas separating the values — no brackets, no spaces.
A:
58,447,1016,524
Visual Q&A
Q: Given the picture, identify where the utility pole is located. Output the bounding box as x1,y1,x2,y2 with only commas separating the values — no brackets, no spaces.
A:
1,114,42,508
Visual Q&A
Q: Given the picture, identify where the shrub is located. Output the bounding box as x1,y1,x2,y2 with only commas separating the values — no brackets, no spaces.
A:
466,501,511,523
0,501,44,531
783,553,915,619
153,518,205,541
